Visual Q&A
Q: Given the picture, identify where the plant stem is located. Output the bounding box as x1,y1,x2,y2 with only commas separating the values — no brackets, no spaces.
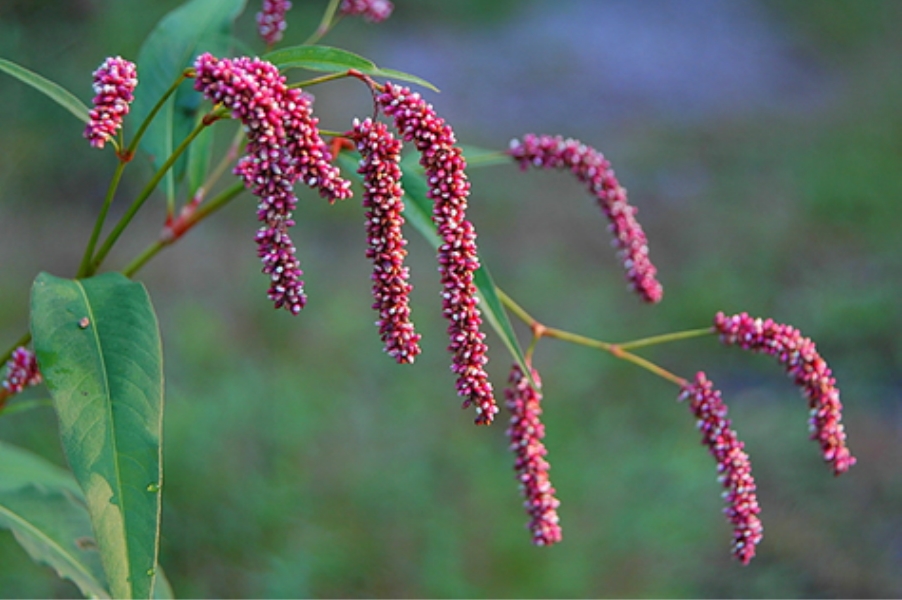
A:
304,0,342,45
127,71,189,157
88,116,214,275
289,71,352,89
75,73,189,279
616,327,714,350
121,181,245,278
465,151,510,167
495,285,687,387
77,160,127,277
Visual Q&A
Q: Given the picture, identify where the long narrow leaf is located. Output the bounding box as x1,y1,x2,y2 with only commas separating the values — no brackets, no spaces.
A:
0,486,110,599
265,45,439,92
0,442,109,598
0,57,90,123
131,0,247,203
31,272,164,599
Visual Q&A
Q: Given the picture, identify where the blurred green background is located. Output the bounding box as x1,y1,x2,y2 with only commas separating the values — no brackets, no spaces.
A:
1,0,901,597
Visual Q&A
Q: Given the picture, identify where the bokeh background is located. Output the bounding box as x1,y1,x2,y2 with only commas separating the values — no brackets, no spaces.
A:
1,0,901,597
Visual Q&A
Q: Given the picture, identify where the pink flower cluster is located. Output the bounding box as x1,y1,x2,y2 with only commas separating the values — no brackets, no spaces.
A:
679,372,763,564
714,311,856,475
257,0,292,45
377,82,496,424
505,363,562,546
84,56,137,149
340,0,394,23
508,134,663,304
2,347,42,395
193,53,351,314
352,117,421,363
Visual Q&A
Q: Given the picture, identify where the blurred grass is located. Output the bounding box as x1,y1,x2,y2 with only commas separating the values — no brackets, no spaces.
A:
2,0,902,597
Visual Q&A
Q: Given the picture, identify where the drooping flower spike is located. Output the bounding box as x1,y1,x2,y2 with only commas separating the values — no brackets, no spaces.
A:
714,312,856,475
2,347,42,396
84,56,137,149
376,82,497,424
193,53,351,314
508,134,663,304
340,0,394,23
351,117,422,363
679,372,763,564
257,0,292,45
505,363,562,546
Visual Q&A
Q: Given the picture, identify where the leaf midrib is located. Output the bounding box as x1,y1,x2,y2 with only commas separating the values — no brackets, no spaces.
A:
0,502,107,597
75,281,131,597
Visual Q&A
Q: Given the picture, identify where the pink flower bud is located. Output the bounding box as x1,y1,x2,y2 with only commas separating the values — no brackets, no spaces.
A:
352,117,421,363
377,82,496,424
679,372,763,564
505,363,562,546
194,53,351,313
714,311,856,475
340,0,394,23
508,134,663,303
257,0,292,45
2,347,42,395
84,56,137,149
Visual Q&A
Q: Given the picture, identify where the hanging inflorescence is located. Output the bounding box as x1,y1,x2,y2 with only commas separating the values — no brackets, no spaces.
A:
64,0,857,560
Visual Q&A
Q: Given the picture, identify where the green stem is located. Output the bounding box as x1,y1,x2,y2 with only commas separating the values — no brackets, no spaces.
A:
289,71,353,89
120,240,166,279
616,327,714,351
194,126,244,202
77,160,127,277
304,0,342,45
75,73,189,279
465,151,510,167
495,285,687,386
127,71,189,157
88,115,215,275
495,287,536,329
120,181,245,278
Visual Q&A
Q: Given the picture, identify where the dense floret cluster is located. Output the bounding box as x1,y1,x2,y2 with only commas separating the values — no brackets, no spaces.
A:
714,311,855,475
679,372,763,564
505,364,562,546
84,56,137,149
508,134,663,303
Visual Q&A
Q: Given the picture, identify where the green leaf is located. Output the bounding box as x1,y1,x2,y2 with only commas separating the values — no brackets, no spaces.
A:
30,272,164,600
0,441,81,496
337,151,534,387
0,57,90,123
0,398,53,418
0,442,108,598
131,0,247,204
0,486,110,599
264,44,376,73
265,45,439,92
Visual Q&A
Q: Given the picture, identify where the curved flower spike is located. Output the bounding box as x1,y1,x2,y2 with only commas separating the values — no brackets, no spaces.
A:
506,363,562,546
194,54,351,313
340,0,394,23
352,117,421,363
679,372,763,564
84,56,137,149
714,311,856,475
508,134,663,303
2,347,42,396
257,0,292,45
376,82,496,424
